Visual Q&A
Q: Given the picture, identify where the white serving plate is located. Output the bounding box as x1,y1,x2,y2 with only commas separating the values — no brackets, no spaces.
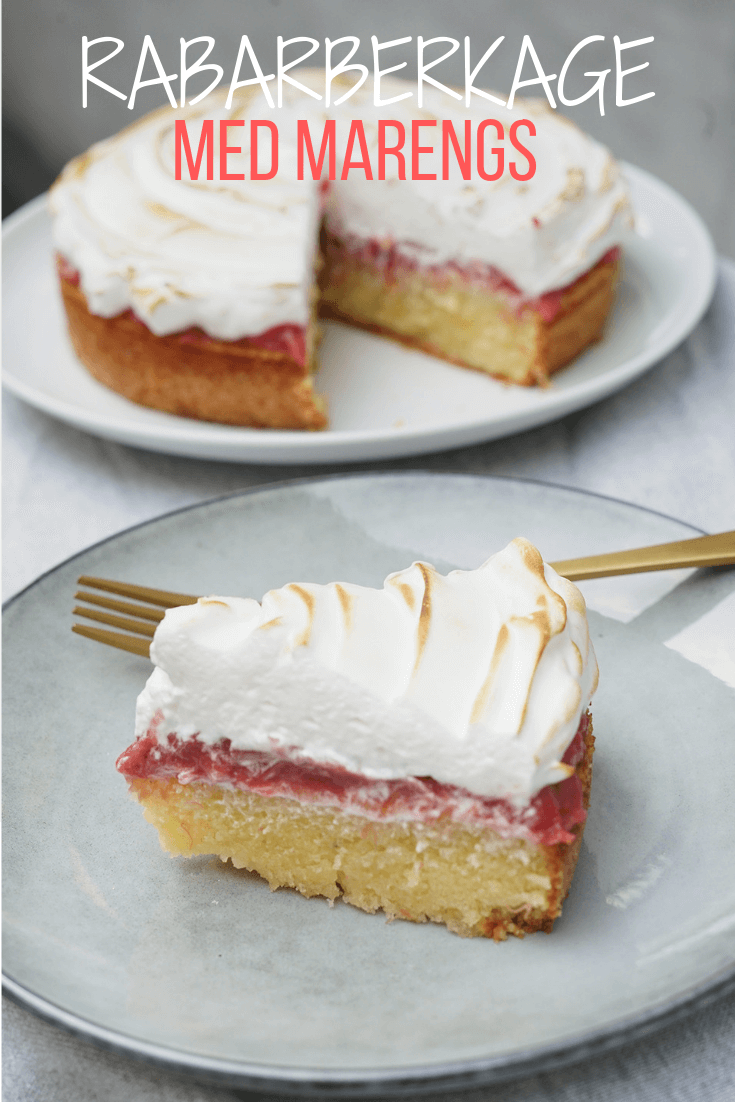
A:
2,165,716,464
3,473,735,1093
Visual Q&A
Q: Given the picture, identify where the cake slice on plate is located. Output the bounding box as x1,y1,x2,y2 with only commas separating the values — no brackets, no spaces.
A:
117,538,598,939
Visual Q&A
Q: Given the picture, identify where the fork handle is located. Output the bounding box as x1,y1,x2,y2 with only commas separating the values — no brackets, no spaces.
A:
551,530,735,581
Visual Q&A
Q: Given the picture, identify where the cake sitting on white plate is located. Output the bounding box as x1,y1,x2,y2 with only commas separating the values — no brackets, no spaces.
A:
117,538,598,940
50,75,632,428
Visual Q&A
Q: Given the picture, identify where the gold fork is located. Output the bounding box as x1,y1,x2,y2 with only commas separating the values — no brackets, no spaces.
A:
72,529,735,658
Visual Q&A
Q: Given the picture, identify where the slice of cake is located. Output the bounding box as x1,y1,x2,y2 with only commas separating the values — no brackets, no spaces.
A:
117,538,598,939
50,87,328,429
50,74,632,428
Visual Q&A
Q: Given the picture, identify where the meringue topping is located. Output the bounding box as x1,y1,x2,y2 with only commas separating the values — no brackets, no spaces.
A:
135,538,598,806
49,85,323,340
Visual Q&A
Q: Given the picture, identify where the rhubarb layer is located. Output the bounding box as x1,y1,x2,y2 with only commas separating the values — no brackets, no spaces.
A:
118,714,592,848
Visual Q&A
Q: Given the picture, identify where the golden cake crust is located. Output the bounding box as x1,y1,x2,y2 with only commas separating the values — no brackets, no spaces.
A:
58,274,327,430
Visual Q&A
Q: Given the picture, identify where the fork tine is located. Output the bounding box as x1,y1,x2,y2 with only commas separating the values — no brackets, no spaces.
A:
73,606,157,638
72,624,151,657
73,575,198,658
75,591,165,622
77,575,198,608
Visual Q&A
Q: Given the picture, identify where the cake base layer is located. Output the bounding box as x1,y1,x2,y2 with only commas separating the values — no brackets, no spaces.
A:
58,275,327,430
319,238,619,386
126,726,594,940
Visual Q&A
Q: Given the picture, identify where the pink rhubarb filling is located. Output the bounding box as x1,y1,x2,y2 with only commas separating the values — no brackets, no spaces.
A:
117,712,591,846
323,232,620,323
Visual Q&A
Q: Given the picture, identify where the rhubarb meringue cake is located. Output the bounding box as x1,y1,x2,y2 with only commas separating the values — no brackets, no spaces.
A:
50,75,632,428
117,538,598,940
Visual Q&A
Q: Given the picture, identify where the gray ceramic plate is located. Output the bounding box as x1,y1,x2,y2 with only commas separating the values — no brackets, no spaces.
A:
4,473,735,1095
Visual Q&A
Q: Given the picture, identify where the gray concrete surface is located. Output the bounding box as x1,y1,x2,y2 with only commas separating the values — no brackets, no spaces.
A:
3,0,735,256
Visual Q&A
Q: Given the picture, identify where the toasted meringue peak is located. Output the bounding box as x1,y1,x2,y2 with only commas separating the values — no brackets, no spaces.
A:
135,538,598,806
